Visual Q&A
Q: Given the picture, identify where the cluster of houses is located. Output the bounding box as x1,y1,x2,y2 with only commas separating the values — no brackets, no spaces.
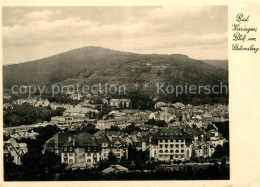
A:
11,97,50,107
39,121,226,170
3,95,228,168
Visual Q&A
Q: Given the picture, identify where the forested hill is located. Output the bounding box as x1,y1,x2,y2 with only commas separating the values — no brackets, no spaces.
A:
3,46,228,104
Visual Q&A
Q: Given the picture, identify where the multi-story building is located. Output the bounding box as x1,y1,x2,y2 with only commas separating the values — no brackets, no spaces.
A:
61,132,101,168
193,141,215,158
109,99,131,109
149,127,192,161
101,137,128,160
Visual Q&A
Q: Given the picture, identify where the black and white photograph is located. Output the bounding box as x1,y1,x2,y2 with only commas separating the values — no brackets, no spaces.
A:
2,6,230,181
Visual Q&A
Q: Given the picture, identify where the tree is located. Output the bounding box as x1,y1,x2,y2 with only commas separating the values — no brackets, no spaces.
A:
108,151,117,165
212,145,225,158
108,126,121,132
123,124,141,134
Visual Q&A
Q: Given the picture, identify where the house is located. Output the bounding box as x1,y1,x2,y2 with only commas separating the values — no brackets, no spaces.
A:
4,138,28,165
173,102,185,109
207,129,226,147
203,110,213,123
3,103,13,109
61,132,101,169
69,93,83,101
102,165,128,174
34,98,50,107
109,99,131,109
154,102,168,109
149,111,176,123
97,134,128,160
10,131,39,140
193,141,215,158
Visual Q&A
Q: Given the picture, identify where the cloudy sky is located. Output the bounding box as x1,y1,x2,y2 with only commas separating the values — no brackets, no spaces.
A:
3,6,228,64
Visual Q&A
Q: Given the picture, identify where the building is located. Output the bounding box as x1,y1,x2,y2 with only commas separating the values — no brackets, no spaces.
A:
109,99,131,109
49,103,72,110
203,110,213,123
102,165,128,174
149,111,176,123
4,138,28,165
10,131,39,140
193,141,215,158
34,98,50,107
61,132,101,169
63,104,99,117
51,116,73,123
42,132,77,154
101,137,128,160
96,117,130,130
149,127,192,161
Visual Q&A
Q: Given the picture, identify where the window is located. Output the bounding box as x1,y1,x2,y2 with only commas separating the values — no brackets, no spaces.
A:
116,153,120,158
176,150,179,153
87,153,91,156
170,150,174,153
69,153,73,156
104,153,107,157
181,150,184,153
159,150,163,153
69,147,73,151
64,148,67,151
64,153,68,157
69,159,73,163
165,140,168,143
170,144,173,148
176,144,179,148
87,159,91,162
165,145,168,148
160,145,163,148
165,150,168,153
117,148,120,152
170,140,173,143
181,144,184,148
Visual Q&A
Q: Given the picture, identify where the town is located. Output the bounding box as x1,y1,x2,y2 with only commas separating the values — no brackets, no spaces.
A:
3,91,229,180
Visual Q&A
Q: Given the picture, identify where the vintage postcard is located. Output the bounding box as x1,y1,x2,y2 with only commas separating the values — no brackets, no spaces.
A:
0,0,260,187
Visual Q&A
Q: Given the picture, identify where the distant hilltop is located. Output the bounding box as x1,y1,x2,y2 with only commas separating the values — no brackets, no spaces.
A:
3,46,228,101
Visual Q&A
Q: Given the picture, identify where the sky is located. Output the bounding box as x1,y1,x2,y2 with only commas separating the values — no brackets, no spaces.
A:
3,6,228,65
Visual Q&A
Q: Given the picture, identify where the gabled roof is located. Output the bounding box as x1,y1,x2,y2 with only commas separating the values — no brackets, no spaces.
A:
74,132,98,146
